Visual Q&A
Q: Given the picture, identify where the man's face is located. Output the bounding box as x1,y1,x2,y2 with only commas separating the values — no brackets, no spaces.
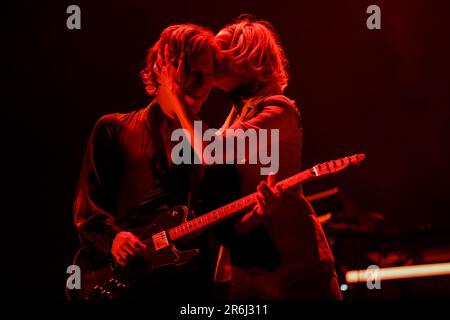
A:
181,48,214,114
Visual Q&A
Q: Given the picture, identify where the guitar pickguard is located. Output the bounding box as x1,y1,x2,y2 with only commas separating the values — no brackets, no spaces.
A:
70,205,200,300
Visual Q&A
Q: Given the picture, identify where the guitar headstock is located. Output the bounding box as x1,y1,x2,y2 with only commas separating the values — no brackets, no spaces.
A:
309,154,366,177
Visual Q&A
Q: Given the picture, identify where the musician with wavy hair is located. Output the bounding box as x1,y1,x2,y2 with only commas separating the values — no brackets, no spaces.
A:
73,23,223,299
159,15,342,299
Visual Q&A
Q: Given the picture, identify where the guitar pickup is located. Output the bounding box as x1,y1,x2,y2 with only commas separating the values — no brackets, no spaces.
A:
152,231,169,251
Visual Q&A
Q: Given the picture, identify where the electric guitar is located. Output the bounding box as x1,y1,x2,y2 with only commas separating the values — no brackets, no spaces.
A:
68,154,365,300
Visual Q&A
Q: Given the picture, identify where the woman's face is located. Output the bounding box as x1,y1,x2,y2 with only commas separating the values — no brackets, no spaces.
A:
181,47,214,114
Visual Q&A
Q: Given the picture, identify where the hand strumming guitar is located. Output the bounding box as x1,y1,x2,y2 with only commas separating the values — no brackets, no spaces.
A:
111,231,147,266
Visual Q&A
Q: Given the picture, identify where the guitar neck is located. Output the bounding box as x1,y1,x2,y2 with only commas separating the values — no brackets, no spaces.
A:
167,169,312,241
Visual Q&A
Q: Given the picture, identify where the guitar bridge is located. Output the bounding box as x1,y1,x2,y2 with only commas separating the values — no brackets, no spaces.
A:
152,231,169,251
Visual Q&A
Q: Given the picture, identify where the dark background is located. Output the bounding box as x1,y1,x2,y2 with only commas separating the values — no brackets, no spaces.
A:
11,0,450,299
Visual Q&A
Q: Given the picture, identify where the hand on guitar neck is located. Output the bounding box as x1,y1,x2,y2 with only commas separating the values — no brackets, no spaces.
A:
235,173,316,235
235,173,283,234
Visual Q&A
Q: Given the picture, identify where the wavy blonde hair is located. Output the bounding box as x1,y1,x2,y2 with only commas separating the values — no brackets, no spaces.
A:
141,24,220,95
216,15,289,92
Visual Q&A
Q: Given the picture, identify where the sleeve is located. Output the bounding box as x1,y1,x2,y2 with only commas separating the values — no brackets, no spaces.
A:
73,114,123,255
214,101,301,269
223,103,299,139
218,103,300,168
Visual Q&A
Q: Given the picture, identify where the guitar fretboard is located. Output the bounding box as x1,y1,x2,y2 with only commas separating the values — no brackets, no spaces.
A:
167,169,312,241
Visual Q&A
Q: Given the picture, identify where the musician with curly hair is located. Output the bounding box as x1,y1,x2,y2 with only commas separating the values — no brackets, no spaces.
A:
159,15,342,300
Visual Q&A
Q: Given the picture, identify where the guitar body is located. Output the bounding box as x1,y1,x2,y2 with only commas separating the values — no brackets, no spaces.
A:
69,205,199,300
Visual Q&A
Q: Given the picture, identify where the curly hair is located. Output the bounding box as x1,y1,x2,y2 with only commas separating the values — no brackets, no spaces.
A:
141,24,220,96
216,15,289,91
